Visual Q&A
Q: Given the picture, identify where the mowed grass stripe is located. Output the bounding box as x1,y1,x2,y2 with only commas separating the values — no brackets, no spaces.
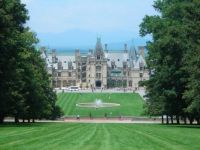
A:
105,124,146,150
57,124,98,150
117,124,199,150
117,124,176,150
0,123,200,150
0,123,81,149
35,124,91,150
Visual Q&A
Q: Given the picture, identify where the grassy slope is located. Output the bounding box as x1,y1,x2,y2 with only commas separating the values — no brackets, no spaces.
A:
56,93,144,117
0,123,200,150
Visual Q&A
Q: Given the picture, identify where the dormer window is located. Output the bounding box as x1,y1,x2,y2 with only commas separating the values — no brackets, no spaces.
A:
139,62,144,71
111,61,115,69
123,63,127,69
68,62,73,70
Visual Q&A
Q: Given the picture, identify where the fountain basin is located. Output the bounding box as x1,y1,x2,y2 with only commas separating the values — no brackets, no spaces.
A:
76,102,120,108
76,99,120,108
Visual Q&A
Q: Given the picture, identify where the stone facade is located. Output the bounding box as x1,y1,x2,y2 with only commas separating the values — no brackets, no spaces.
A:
41,38,149,89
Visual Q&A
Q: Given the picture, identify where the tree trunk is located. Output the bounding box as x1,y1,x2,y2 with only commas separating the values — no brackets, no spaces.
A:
176,115,180,124
183,116,187,125
161,115,164,124
32,118,35,123
22,118,25,123
171,115,173,124
189,117,193,125
196,118,200,125
15,116,19,123
166,115,169,124
0,114,4,123
28,118,30,123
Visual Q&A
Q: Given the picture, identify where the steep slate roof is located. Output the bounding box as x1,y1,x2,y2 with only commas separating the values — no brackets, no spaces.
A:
46,55,76,70
56,55,76,70
105,52,129,68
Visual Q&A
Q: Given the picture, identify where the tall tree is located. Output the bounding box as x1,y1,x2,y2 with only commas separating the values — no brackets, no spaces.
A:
139,0,200,124
0,0,28,123
0,0,62,123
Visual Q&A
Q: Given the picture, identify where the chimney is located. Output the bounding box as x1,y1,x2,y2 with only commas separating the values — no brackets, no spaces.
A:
124,44,128,53
138,46,145,58
75,49,80,57
89,49,93,55
105,44,108,52
52,49,56,63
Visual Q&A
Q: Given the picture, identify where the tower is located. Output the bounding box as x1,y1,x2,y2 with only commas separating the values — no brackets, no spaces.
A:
95,37,104,60
87,38,107,88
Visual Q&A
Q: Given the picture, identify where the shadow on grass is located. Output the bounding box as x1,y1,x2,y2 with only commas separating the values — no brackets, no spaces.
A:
0,122,50,128
162,124,200,129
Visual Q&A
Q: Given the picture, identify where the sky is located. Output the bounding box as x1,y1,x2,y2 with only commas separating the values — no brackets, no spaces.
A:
22,0,157,50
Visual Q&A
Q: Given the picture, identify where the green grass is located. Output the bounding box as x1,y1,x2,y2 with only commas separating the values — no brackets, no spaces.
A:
56,93,144,117
0,123,200,150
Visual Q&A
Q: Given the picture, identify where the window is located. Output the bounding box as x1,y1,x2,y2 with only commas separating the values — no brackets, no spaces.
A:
68,62,73,70
118,59,120,61
97,55,100,60
58,72,61,77
139,62,144,71
96,73,101,79
68,72,72,77
123,62,127,69
58,62,63,70
129,81,132,87
111,61,115,69
96,66,101,72
140,73,143,78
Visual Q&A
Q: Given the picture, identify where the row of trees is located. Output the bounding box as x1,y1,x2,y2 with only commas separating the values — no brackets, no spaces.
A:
140,0,200,124
0,0,62,123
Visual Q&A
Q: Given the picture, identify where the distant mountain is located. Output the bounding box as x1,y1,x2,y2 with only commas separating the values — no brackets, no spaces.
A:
37,29,151,53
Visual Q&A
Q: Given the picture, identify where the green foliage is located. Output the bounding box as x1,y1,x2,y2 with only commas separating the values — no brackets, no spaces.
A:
0,0,62,123
140,0,200,123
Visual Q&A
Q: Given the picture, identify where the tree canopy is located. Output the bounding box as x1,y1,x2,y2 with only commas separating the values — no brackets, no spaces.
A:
140,0,200,124
0,0,62,123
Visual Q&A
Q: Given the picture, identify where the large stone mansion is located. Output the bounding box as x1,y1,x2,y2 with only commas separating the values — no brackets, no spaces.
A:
41,38,149,89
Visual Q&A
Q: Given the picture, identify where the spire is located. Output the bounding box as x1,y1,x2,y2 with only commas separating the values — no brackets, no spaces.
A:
94,37,104,59
129,39,137,60
95,37,103,52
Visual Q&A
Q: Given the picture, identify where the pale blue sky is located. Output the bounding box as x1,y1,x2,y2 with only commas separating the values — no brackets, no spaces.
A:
22,0,157,50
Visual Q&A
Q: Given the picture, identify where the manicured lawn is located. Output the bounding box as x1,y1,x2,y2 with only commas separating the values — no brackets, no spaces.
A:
0,123,200,150
56,93,144,117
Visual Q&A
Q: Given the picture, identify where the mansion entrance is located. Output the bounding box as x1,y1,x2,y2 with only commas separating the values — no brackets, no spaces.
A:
95,80,102,88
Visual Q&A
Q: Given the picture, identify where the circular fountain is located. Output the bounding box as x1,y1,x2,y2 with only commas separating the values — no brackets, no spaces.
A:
76,99,120,108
